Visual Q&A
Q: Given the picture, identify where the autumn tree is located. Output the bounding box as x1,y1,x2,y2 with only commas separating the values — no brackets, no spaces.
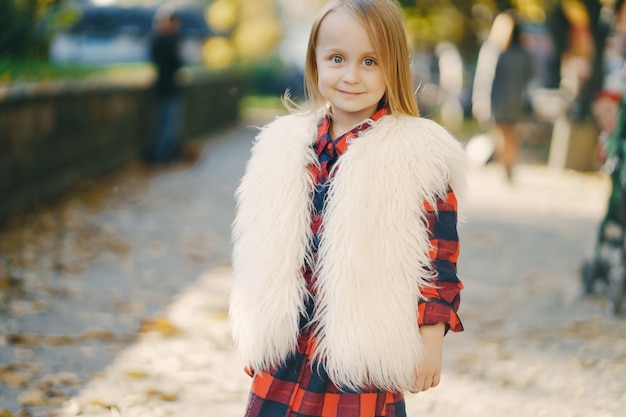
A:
0,0,70,58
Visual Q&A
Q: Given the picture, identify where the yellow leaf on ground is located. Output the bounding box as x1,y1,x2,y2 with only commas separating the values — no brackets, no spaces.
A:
125,370,149,379
6,334,40,346
0,369,30,387
139,316,181,337
146,388,179,402
42,335,76,346
89,399,115,408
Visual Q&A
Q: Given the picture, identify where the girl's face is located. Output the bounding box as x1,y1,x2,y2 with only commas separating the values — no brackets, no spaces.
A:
315,9,386,133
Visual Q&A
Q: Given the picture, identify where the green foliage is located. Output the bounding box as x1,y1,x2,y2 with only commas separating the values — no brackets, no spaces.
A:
0,58,100,83
1,0,37,57
396,0,415,8
0,0,67,59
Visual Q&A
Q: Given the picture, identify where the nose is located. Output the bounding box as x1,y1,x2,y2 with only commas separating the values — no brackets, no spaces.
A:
342,62,360,84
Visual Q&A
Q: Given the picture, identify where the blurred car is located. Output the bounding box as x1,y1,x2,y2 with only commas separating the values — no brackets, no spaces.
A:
49,3,213,65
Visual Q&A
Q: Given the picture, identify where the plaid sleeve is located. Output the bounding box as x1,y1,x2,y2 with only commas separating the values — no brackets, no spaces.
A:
418,189,464,332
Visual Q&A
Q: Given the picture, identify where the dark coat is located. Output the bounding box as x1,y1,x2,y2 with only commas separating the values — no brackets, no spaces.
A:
150,32,183,97
491,44,535,123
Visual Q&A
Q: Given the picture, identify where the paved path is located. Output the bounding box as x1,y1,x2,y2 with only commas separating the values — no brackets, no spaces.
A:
1,114,625,417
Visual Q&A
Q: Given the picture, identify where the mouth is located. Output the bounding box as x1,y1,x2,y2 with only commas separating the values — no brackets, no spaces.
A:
337,90,362,96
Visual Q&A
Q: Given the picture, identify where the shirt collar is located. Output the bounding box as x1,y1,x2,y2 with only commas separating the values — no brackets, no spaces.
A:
315,107,390,157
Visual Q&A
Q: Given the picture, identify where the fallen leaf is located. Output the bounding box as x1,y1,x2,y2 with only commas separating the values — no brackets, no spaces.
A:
89,399,116,409
18,385,67,407
0,362,43,387
6,334,40,347
159,392,179,402
42,334,76,346
0,368,30,387
0,275,24,292
139,317,180,337
146,388,179,402
125,370,149,379
78,328,117,342
107,238,131,255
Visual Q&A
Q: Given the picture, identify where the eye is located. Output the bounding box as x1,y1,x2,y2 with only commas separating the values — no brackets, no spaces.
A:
363,58,376,66
330,55,343,64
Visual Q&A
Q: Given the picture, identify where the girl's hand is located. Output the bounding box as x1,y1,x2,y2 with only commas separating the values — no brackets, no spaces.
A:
410,322,445,393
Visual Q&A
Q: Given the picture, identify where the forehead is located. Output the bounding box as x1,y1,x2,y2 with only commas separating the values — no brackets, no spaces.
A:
316,9,375,52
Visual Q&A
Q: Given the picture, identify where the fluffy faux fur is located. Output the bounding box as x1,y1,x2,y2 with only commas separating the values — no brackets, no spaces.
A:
230,112,468,392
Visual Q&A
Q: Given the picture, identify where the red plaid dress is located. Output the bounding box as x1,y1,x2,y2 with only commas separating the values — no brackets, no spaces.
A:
244,108,463,417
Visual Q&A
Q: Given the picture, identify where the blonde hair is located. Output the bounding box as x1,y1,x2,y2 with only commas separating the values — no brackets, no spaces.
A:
287,0,419,117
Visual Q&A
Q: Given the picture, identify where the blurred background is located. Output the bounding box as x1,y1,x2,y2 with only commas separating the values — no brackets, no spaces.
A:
2,0,624,170
0,0,623,126
0,0,619,105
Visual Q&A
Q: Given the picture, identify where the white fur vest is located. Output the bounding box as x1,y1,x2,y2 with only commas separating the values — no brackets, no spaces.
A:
230,112,468,392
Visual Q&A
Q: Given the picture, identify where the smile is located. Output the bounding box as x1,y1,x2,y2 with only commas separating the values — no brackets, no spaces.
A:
337,90,363,96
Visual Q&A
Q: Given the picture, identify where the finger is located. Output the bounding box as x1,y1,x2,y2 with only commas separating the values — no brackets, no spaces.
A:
414,373,430,392
432,373,441,388
420,373,439,392
421,376,433,392
417,378,429,392
410,375,426,394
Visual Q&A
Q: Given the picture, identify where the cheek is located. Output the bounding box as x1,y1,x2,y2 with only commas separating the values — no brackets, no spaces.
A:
317,67,334,87
368,72,386,94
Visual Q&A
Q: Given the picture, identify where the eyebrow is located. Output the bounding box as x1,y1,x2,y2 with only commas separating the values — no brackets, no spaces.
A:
319,48,378,57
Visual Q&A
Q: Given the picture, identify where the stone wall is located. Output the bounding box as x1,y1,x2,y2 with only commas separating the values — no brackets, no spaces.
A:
0,72,246,225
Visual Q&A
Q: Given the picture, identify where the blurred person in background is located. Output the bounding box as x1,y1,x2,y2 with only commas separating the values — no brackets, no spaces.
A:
592,1,626,164
490,11,535,181
472,11,534,181
146,5,184,164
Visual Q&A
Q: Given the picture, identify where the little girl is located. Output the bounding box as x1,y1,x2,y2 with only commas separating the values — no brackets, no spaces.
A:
230,1,468,416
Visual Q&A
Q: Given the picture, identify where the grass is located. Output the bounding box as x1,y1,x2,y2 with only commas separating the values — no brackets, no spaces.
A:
0,58,154,85
239,94,285,110
238,94,290,122
0,58,102,84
